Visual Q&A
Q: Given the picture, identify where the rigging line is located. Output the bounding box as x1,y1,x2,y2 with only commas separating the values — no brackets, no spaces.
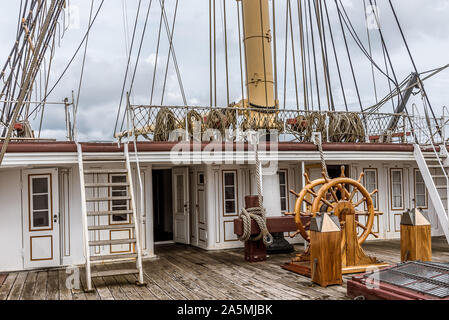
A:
149,0,164,106
363,0,378,103
287,0,299,109
366,0,403,108
297,0,308,110
335,0,363,112
73,0,95,139
209,0,212,107
222,0,230,107
304,0,313,110
26,0,105,119
160,0,179,105
318,0,334,110
213,0,216,106
38,31,56,138
259,0,269,107
388,0,441,137
128,0,153,97
282,0,289,109
237,0,245,104
307,0,320,110
313,0,333,110
323,0,347,111
240,1,250,108
272,0,279,106
338,0,396,85
159,0,187,106
115,0,143,133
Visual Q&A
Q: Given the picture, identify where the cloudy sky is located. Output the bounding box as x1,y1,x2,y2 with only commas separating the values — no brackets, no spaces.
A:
1,0,448,141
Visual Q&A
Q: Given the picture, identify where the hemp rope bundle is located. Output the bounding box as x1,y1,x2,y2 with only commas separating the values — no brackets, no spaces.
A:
237,142,273,246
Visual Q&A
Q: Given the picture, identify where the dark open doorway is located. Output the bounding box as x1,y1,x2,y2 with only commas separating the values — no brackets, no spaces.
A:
153,169,173,242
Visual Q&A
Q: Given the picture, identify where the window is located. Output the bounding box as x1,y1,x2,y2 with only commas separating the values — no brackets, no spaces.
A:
415,170,428,208
110,175,129,223
223,171,237,215
363,169,378,210
29,175,52,230
279,170,288,212
390,169,404,210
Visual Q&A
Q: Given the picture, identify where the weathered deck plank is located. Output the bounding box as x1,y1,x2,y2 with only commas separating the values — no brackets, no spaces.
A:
7,272,27,300
21,272,38,300
0,273,17,300
33,271,48,300
46,270,60,300
1,237,447,300
0,274,7,286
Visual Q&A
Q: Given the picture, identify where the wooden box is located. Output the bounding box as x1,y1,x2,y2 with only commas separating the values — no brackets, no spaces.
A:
310,213,342,287
400,208,432,262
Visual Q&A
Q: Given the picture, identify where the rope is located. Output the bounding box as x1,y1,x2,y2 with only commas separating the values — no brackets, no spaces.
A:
315,133,328,179
238,141,273,246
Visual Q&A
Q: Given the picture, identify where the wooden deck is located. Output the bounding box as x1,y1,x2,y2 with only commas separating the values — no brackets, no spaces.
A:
0,237,448,300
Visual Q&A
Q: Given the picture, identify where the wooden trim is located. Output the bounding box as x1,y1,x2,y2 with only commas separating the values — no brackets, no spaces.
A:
222,170,238,217
30,235,53,261
279,168,290,213
197,188,206,224
28,173,53,232
389,168,405,211
109,229,132,254
363,168,379,211
414,168,428,209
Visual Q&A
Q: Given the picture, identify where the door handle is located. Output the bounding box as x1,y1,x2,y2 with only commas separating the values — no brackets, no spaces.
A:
53,214,58,223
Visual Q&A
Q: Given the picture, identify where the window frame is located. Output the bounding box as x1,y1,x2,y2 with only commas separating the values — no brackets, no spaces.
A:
390,168,404,211
363,168,379,211
279,169,289,213
414,169,428,209
108,174,131,225
28,174,53,232
222,170,238,217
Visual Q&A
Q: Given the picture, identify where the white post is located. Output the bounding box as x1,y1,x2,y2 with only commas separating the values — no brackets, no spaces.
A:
76,143,92,291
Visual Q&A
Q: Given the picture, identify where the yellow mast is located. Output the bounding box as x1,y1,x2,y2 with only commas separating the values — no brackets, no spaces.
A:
242,0,276,109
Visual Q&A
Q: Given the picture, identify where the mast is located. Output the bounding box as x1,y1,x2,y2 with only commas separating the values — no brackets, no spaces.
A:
242,0,276,109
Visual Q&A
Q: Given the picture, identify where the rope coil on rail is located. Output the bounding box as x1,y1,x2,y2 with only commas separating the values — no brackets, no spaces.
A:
237,139,273,246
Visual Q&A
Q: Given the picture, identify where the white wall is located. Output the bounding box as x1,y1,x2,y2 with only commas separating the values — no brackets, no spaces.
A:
0,169,23,271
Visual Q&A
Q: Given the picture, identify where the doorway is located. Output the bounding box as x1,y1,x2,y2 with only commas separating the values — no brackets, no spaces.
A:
152,169,173,242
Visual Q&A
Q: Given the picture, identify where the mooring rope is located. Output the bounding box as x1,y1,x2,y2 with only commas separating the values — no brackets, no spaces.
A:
237,140,273,246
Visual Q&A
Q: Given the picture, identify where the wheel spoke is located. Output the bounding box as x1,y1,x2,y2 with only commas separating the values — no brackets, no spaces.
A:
354,197,366,208
349,187,359,202
320,197,335,209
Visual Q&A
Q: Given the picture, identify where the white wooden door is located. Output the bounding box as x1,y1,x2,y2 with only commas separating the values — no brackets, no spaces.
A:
22,168,60,268
172,167,190,244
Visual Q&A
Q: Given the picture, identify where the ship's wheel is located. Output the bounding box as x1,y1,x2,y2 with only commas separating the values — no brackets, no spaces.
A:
292,166,379,254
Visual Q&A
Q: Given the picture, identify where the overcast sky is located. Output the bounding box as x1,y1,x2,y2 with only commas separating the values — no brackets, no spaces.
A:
1,0,448,141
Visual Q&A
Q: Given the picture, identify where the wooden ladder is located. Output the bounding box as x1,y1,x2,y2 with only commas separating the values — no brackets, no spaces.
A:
77,143,145,291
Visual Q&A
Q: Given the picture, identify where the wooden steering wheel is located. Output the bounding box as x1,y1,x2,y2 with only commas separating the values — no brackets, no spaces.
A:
292,166,378,245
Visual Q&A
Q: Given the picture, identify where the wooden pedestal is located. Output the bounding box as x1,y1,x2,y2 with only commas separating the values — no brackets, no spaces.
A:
310,230,342,287
401,225,432,262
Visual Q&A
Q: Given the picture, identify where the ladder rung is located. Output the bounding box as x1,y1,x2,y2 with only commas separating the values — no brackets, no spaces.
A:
84,169,128,174
90,253,137,262
436,185,447,189
83,155,125,160
87,210,133,216
91,269,139,278
89,239,136,246
85,182,129,188
86,196,131,202
427,165,447,168
432,175,448,179
88,223,135,231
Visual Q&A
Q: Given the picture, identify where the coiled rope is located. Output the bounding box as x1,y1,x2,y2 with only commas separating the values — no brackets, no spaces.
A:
237,139,273,246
